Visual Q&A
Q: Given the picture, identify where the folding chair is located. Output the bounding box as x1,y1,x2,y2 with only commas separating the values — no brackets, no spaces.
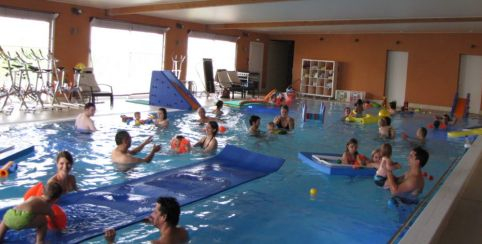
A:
77,68,113,107
215,70,245,99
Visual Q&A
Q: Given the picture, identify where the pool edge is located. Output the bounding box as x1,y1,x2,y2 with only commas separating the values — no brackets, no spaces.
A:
399,136,482,243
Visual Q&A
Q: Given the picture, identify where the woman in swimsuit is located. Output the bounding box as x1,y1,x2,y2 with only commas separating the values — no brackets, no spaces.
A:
194,121,219,154
273,105,295,131
47,151,78,194
155,107,169,129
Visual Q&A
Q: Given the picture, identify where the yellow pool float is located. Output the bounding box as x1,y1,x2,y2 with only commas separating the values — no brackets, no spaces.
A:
346,114,379,124
447,128,482,138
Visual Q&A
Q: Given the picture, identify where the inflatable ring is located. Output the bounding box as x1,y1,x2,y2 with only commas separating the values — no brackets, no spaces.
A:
47,204,67,230
345,115,379,124
170,138,190,154
378,109,390,117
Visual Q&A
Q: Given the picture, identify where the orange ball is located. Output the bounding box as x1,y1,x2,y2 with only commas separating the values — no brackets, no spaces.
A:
219,126,227,133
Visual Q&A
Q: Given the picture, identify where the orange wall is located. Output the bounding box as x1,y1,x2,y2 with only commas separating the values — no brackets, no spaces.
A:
2,0,481,108
272,33,482,107
0,0,270,84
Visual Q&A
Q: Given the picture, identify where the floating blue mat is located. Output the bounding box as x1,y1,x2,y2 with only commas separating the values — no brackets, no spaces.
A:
298,152,376,176
0,145,35,165
0,145,285,243
241,104,280,115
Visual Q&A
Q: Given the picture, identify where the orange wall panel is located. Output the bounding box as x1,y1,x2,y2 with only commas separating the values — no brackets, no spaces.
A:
273,33,482,107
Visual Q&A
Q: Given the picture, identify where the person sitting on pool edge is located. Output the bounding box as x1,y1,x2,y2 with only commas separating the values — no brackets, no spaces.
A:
104,196,189,244
111,130,161,164
273,105,295,131
385,146,429,205
0,183,63,243
75,102,96,133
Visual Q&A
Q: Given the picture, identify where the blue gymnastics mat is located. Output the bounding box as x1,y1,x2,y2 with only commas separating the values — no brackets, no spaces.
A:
0,145,285,243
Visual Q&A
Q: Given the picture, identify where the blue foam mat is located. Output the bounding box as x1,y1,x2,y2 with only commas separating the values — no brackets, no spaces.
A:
0,145,35,165
0,145,285,243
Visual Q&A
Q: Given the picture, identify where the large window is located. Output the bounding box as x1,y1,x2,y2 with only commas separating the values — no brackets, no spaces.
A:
186,32,237,93
0,7,55,78
90,19,166,95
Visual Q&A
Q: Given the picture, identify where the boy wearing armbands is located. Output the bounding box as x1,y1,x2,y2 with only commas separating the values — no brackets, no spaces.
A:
0,183,63,243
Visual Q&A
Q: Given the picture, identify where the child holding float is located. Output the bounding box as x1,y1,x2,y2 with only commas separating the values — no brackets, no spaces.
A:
0,183,64,243
341,138,368,166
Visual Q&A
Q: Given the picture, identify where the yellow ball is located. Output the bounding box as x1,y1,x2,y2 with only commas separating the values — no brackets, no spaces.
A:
309,188,318,196
378,109,390,117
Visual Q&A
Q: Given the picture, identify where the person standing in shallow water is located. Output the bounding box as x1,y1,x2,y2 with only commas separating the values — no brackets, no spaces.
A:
47,150,78,194
273,105,295,131
111,130,161,164
193,121,218,154
75,102,96,132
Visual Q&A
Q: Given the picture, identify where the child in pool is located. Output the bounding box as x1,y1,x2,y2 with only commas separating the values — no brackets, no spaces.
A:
341,138,367,166
366,148,382,168
342,107,352,121
374,143,400,187
0,183,63,243
170,135,191,154
121,112,150,125
379,117,396,139
402,127,427,146
354,99,364,118
267,122,287,135
212,100,224,117
249,115,261,136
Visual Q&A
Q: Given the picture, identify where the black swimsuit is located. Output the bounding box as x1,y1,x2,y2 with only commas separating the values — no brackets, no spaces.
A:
276,118,290,130
201,136,215,149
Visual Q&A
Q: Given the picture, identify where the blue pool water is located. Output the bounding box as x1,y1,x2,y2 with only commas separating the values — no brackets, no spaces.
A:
0,100,478,243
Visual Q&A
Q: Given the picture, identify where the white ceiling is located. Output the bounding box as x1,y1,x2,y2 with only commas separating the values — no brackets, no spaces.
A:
51,0,482,34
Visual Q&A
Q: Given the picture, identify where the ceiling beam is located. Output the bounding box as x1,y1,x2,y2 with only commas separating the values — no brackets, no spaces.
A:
107,0,291,16
208,17,482,30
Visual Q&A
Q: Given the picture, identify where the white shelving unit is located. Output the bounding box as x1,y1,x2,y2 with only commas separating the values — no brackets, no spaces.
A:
299,59,337,98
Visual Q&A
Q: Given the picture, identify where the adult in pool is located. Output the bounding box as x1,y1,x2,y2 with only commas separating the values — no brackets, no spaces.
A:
111,130,161,164
104,197,189,244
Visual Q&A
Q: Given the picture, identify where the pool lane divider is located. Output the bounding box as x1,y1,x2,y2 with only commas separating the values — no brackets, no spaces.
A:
0,145,35,165
0,144,285,243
